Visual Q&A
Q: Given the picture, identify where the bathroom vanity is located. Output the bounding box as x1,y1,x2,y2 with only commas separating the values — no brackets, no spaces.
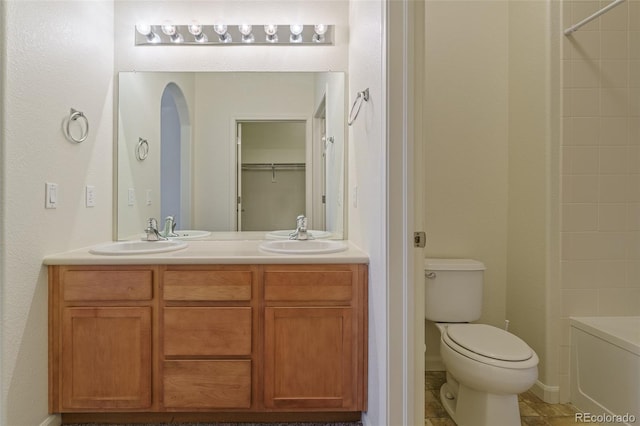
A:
45,240,368,423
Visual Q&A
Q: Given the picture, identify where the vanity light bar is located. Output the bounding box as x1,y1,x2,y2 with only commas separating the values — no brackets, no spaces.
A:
135,24,333,46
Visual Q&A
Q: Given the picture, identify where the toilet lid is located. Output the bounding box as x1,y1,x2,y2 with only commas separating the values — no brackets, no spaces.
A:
446,324,533,361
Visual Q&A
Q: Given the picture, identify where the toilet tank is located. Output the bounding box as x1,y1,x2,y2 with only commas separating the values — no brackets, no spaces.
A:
425,258,485,323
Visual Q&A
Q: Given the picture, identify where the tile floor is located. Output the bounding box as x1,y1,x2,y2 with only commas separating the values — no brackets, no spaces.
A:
425,371,599,426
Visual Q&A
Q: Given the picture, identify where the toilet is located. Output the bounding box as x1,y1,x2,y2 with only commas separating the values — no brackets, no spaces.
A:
425,258,539,426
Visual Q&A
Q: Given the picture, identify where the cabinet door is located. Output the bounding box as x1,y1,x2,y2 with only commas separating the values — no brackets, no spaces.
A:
61,307,152,410
264,307,355,410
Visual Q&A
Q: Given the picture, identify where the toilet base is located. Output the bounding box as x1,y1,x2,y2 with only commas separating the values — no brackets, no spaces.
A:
439,381,521,426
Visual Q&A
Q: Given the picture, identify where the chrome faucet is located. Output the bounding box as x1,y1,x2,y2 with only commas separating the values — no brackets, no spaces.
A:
143,218,166,241
289,214,311,240
160,215,178,238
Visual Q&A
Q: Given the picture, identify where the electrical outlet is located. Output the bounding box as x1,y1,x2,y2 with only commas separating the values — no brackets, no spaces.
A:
128,188,135,206
352,185,358,208
85,185,96,207
146,189,152,206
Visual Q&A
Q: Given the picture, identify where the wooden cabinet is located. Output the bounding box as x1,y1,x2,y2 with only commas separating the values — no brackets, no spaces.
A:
49,266,155,412
49,262,367,418
264,307,355,409
61,307,152,410
263,264,367,411
160,265,258,410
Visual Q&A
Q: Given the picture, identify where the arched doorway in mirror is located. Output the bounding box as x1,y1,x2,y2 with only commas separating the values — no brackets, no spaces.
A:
160,83,192,230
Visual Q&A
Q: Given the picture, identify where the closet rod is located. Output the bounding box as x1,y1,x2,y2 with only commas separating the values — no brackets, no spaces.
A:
241,163,306,170
564,0,625,35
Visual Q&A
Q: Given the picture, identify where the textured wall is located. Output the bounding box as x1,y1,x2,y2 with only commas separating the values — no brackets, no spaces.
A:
1,2,115,425
347,0,386,423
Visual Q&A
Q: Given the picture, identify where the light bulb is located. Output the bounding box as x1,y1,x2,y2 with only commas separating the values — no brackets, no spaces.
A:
161,22,183,43
161,23,176,36
188,22,207,42
238,24,254,43
264,24,278,43
238,24,252,36
214,24,231,43
290,24,303,43
135,23,161,43
313,24,328,43
135,23,152,36
314,24,328,35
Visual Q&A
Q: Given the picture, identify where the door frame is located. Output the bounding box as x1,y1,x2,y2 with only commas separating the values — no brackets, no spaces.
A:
231,115,312,231
386,0,424,424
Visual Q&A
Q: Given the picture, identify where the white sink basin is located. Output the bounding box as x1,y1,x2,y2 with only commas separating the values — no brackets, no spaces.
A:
90,240,188,255
259,239,347,255
170,230,211,240
265,229,332,240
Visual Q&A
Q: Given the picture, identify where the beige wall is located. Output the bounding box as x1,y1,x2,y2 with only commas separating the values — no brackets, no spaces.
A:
423,0,510,365
422,0,559,401
506,0,556,394
560,0,640,401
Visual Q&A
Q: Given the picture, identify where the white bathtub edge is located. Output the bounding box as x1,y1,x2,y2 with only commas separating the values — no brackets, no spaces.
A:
569,316,640,356
570,319,640,424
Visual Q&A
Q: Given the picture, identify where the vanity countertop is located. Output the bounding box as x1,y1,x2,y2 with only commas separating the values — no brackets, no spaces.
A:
43,239,369,265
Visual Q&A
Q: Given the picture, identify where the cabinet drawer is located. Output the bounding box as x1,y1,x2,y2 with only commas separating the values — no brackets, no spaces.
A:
62,269,153,301
163,270,252,301
264,270,353,302
164,307,251,356
163,360,251,409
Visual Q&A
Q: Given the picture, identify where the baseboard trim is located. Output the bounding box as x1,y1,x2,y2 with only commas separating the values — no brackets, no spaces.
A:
61,412,362,424
39,414,61,426
425,355,444,371
531,380,560,404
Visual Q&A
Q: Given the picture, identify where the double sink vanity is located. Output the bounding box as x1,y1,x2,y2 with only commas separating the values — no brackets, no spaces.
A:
44,234,369,423
44,70,364,423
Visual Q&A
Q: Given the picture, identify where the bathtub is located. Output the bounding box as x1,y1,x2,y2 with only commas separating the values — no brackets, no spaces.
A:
570,316,640,426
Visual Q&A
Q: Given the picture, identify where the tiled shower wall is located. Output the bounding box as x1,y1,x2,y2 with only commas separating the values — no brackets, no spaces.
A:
560,0,640,399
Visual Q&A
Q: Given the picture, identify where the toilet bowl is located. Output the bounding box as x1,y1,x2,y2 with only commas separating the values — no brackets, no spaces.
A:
436,323,539,426
425,259,539,426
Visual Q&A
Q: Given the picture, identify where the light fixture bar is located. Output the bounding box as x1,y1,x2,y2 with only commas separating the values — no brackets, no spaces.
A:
135,24,334,45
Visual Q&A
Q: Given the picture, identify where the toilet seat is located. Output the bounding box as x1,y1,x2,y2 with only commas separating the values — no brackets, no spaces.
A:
442,324,539,369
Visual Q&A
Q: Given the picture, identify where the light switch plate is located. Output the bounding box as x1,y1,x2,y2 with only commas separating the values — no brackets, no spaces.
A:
45,182,58,209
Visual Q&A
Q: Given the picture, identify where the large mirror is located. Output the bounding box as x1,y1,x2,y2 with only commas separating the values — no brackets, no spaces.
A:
117,72,346,240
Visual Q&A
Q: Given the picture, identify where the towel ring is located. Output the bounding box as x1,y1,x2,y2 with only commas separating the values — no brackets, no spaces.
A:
348,88,370,126
136,137,149,161
64,108,89,143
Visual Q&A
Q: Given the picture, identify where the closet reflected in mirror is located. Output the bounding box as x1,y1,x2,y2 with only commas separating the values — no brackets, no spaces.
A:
116,72,346,240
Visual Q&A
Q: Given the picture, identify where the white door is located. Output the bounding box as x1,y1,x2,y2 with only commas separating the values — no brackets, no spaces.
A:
236,122,243,231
